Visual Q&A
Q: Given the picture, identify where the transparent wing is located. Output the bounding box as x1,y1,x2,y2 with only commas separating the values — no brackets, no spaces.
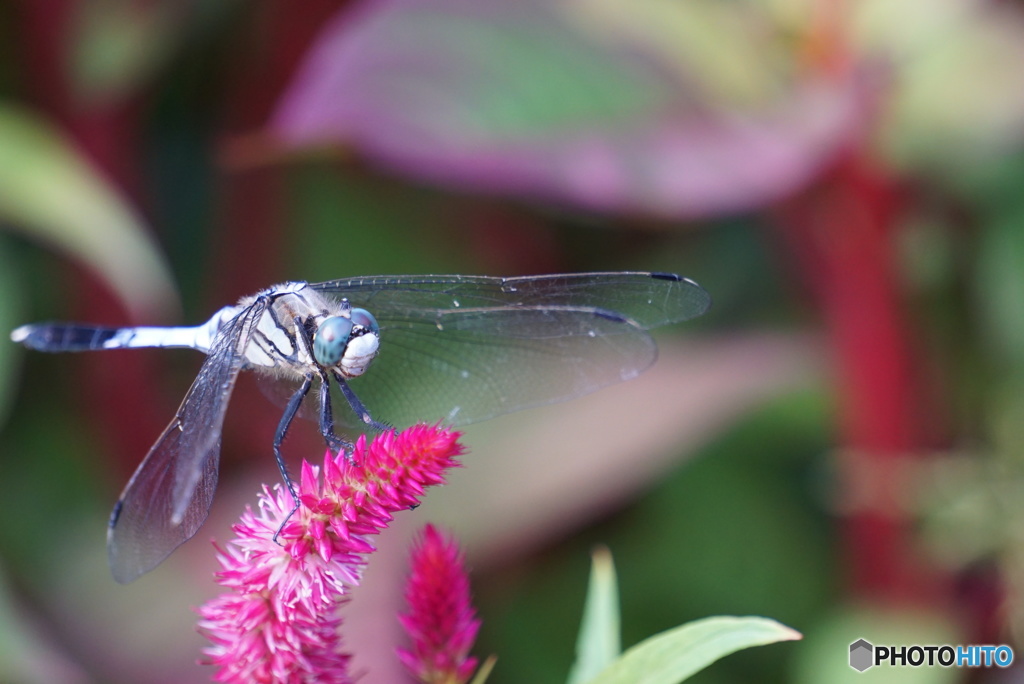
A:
337,305,656,428
307,272,709,428
310,271,710,330
106,299,265,583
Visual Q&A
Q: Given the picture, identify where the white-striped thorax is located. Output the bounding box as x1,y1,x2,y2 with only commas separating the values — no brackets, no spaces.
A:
239,282,380,380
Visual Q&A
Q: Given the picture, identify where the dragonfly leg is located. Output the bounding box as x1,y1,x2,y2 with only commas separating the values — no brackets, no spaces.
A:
318,371,352,456
272,372,312,545
333,369,392,433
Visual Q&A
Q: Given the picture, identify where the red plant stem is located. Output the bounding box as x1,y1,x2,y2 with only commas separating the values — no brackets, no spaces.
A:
776,152,943,604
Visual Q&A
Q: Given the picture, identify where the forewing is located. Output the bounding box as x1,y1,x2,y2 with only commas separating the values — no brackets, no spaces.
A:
311,272,710,330
342,305,657,428
309,272,707,428
106,300,265,583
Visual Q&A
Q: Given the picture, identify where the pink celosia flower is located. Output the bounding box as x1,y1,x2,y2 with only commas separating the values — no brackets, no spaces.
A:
197,425,466,684
397,524,481,684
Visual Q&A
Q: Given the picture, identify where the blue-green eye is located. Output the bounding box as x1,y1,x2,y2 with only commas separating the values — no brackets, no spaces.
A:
351,308,379,334
313,316,353,366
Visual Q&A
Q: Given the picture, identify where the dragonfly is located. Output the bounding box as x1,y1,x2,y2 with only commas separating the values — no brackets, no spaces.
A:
11,272,710,582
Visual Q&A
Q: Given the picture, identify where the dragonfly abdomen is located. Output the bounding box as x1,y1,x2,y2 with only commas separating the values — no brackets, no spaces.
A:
11,323,125,352
11,322,216,353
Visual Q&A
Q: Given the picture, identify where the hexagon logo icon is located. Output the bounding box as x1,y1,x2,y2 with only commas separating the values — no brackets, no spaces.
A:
850,639,874,672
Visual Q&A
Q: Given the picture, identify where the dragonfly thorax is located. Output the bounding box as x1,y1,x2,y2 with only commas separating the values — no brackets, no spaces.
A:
238,284,380,379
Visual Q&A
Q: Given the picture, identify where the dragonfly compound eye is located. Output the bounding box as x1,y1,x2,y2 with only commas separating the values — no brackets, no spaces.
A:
314,316,354,366
350,308,379,335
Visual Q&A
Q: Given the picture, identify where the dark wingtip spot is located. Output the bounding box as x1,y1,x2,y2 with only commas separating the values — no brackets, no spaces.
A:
650,272,681,282
109,500,123,529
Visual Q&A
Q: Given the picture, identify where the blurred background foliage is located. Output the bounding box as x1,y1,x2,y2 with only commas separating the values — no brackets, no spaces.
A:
2,0,1024,682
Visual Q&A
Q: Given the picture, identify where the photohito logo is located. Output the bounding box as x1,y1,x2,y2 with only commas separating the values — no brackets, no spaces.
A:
849,638,1014,672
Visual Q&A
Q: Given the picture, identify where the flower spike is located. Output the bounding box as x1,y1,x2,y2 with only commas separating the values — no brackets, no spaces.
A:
198,425,465,684
397,524,481,684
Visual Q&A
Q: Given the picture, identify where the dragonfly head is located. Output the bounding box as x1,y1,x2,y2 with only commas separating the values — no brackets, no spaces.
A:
313,308,380,377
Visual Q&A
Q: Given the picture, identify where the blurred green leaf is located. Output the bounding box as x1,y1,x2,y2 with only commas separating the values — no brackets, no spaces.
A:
0,105,177,319
975,208,1024,367
565,0,792,107
851,0,1024,171
274,0,860,218
587,616,800,684
0,236,24,430
568,546,621,684
470,655,498,684
70,0,181,104
68,0,238,106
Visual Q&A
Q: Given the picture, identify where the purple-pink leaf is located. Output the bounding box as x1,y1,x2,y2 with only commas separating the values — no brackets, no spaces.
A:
273,0,865,218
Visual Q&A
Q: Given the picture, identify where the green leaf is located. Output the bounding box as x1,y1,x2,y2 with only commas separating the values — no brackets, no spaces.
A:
858,0,1024,172
587,616,801,684
0,105,177,319
469,654,498,684
274,0,860,217
568,546,621,684
975,208,1024,366
0,236,24,430
70,0,181,104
